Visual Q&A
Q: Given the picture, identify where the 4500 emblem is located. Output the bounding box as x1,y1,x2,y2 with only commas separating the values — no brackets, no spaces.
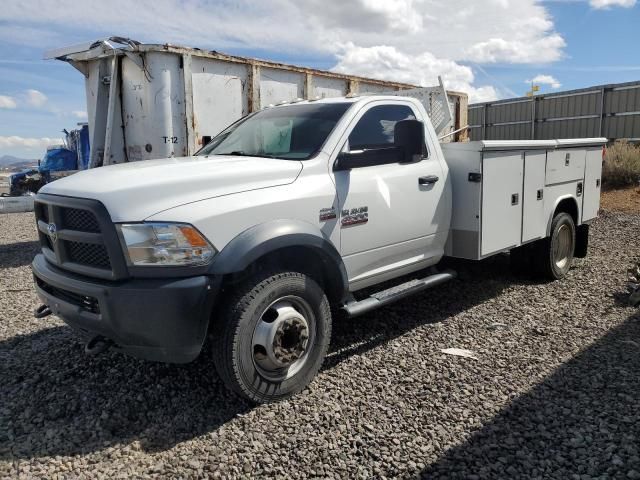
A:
341,206,368,227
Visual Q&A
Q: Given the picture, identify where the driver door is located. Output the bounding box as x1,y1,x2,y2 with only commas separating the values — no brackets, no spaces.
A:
332,101,446,289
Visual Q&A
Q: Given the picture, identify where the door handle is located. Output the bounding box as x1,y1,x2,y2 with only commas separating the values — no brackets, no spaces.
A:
418,175,439,186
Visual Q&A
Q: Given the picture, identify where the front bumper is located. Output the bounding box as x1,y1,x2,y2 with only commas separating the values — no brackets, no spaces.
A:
32,254,220,363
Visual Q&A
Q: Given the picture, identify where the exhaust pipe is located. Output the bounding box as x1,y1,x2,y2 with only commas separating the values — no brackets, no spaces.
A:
84,335,113,356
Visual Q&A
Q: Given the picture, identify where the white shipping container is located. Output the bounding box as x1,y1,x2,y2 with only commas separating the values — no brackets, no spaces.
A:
46,37,468,168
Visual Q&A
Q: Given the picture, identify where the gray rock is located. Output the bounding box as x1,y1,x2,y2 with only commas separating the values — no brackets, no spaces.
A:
1,210,640,479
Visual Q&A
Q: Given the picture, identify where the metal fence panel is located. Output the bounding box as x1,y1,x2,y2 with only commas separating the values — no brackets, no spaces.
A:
469,106,482,127
487,100,531,124
603,115,640,139
486,123,530,140
535,117,599,139
469,81,640,141
470,126,482,141
537,91,600,119
606,88,640,114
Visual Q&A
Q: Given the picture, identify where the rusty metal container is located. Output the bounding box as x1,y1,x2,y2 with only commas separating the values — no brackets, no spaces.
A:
47,37,467,167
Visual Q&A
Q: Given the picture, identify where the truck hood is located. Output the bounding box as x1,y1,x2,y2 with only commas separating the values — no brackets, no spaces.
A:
39,155,303,221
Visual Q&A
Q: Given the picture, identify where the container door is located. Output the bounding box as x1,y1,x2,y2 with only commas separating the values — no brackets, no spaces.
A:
546,149,586,185
522,151,547,243
582,147,603,222
481,151,524,256
120,52,188,162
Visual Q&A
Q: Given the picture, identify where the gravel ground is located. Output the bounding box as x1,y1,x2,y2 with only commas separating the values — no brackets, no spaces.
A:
1,209,639,479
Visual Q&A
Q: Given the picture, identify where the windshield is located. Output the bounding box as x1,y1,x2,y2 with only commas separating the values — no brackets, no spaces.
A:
197,103,351,160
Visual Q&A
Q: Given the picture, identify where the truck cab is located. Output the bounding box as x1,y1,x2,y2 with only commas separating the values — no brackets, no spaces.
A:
31,95,604,403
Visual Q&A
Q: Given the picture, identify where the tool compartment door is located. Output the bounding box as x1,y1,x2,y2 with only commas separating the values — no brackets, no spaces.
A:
522,151,547,243
582,147,603,222
546,149,586,185
481,151,524,256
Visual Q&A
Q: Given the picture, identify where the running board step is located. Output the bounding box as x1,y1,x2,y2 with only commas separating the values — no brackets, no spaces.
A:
343,270,457,317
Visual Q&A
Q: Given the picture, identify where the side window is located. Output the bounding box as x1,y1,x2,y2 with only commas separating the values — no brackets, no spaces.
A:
348,105,417,151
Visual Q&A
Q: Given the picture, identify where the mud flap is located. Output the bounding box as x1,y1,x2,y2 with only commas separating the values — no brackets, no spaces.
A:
575,224,589,258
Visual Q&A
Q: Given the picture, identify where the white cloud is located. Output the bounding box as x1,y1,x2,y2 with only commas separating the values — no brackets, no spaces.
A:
334,44,498,103
526,74,562,89
0,90,50,110
468,86,502,103
0,0,568,102
0,136,62,150
71,110,88,119
0,95,17,109
466,34,566,63
25,89,47,108
590,0,636,9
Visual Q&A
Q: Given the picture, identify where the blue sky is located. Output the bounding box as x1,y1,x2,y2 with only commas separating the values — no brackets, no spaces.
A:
0,0,638,159
479,0,640,96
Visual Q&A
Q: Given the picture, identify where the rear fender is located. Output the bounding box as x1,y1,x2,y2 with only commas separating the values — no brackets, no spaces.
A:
546,195,579,236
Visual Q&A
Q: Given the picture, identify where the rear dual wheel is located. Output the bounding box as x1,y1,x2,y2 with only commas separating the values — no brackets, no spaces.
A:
510,211,576,280
211,270,332,404
542,212,576,280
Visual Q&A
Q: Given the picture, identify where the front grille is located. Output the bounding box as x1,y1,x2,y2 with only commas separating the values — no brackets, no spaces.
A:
35,277,100,314
34,196,125,280
67,241,111,270
35,202,49,223
62,208,100,232
44,234,54,251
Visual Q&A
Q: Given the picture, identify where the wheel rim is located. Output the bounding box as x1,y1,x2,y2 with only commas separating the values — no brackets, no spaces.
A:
553,223,573,269
251,296,315,381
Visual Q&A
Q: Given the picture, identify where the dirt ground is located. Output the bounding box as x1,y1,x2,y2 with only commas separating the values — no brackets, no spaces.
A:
601,186,640,213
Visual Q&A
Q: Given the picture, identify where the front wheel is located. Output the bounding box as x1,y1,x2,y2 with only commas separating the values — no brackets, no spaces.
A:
211,271,332,404
539,212,576,280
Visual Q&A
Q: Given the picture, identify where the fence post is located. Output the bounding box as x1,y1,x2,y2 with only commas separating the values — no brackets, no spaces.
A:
531,96,536,140
482,104,487,140
598,88,605,138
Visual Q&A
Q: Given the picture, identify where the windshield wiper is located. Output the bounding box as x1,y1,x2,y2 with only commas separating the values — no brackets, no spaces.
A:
213,151,288,159
215,151,249,156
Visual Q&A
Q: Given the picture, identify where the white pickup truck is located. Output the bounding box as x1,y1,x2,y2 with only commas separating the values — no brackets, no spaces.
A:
31,95,606,403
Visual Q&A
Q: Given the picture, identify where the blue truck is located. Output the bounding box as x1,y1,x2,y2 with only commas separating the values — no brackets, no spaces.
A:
5,124,90,197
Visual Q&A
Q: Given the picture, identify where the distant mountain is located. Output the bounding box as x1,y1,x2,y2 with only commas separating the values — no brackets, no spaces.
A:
0,155,37,166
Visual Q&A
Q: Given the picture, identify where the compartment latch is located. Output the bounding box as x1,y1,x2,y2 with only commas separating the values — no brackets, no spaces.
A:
468,172,482,183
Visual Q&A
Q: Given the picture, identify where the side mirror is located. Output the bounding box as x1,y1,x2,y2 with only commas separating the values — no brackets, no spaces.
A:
394,119,424,162
334,119,425,171
334,147,401,171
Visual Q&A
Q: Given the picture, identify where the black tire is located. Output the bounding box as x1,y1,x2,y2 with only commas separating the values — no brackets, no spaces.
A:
539,212,576,280
211,270,332,404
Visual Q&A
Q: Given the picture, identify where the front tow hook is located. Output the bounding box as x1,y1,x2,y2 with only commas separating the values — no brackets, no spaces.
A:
34,304,52,319
84,335,113,356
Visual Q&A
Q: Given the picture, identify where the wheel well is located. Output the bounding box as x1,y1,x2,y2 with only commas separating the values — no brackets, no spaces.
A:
222,246,346,304
554,197,578,225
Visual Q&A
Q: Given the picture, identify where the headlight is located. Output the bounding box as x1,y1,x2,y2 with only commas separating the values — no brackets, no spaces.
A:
117,223,216,267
